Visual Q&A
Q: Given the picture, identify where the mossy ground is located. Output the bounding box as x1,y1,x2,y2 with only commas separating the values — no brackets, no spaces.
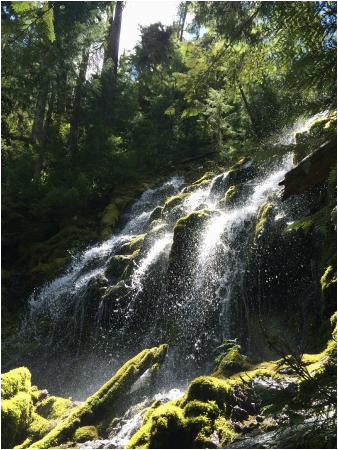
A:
128,319,336,449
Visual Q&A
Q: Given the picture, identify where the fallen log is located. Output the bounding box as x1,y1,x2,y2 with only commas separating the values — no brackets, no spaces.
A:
279,137,337,200
28,345,168,449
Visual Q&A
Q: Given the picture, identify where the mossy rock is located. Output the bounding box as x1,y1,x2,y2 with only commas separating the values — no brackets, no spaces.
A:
293,111,336,164
119,234,146,255
36,396,73,422
23,222,97,282
184,400,221,420
74,425,98,443
1,367,34,448
219,185,239,208
254,203,274,243
182,172,214,193
163,193,190,214
100,202,119,238
174,209,212,233
128,402,187,449
149,206,163,222
1,367,31,400
15,412,52,449
106,253,138,279
128,376,235,449
168,209,214,276
214,346,251,377
28,345,168,449
183,376,232,410
320,266,337,316
2,391,33,448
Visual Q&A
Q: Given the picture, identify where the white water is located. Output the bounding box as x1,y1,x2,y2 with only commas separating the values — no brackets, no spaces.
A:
27,176,184,322
130,233,173,293
198,156,293,264
277,110,329,145
16,111,328,445
76,388,184,449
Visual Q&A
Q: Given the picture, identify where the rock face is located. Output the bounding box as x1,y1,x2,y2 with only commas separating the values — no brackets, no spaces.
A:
279,137,337,200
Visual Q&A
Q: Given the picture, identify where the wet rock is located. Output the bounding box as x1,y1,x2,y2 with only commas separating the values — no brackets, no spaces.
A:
230,405,249,422
37,389,49,402
149,206,163,222
277,367,297,375
210,158,255,197
232,422,244,433
105,255,133,279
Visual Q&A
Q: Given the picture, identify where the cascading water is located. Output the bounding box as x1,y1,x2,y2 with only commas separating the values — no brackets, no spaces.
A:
12,111,330,446
21,154,295,394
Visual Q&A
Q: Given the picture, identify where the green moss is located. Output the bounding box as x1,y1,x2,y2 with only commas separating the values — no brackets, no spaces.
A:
192,172,215,186
184,400,220,419
128,234,146,251
106,252,139,279
15,412,52,449
2,391,33,448
321,266,337,294
183,376,232,409
1,367,31,400
163,193,190,213
214,416,237,447
128,377,234,449
219,185,238,208
214,346,251,377
128,402,186,449
100,202,120,238
36,396,73,421
74,425,98,443
174,209,212,232
254,203,273,242
293,112,336,164
29,345,168,449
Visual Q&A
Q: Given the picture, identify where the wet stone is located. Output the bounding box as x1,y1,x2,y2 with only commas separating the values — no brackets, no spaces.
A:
231,405,249,422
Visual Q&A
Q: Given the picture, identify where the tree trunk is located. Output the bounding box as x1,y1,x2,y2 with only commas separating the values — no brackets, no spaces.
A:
179,2,189,41
101,2,123,125
111,1,123,77
69,49,90,157
44,88,55,139
103,1,123,76
32,83,49,181
53,1,67,132
238,83,259,138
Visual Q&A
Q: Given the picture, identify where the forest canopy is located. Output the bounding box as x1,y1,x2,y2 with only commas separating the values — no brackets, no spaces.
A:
1,1,337,276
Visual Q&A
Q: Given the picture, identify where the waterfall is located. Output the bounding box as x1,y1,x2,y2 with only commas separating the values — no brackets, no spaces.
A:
20,152,296,396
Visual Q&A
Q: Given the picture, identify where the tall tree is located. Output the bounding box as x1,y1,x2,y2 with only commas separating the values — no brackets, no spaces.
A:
69,49,90,156
103,1,123,76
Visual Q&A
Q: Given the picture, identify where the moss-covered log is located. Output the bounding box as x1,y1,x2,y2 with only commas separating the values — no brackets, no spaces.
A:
279,138,337,200
28,345,168,449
